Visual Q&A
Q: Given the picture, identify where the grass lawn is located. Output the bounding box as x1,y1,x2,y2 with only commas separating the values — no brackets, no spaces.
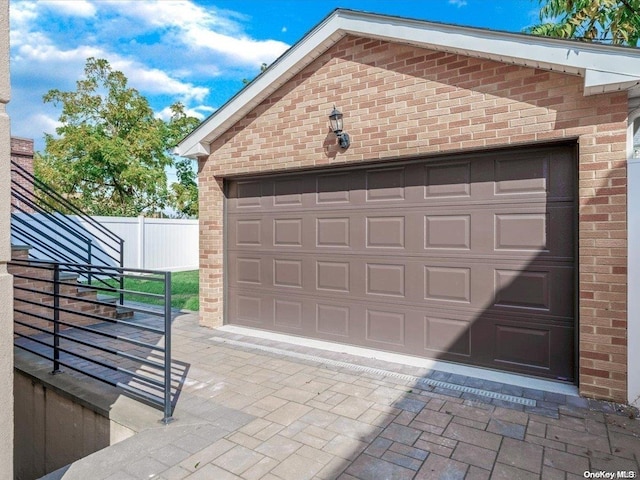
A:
103,270,199,311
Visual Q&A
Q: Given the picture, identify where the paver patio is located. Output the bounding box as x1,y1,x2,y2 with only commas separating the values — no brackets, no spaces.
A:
37,311,639,480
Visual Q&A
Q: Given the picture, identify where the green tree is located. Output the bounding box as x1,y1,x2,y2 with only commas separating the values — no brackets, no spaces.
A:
242,63,268,85
36,57,200,217
526,0,640,46
170,158,199,218
165,103,200,218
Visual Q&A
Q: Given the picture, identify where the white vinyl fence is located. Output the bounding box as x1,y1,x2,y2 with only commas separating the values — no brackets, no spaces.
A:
12,214,198,272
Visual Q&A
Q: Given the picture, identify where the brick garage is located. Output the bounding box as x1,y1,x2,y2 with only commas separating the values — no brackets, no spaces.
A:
178,10,640,405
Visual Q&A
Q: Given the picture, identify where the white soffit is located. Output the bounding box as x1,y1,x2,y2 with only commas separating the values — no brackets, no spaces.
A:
176,9,640,158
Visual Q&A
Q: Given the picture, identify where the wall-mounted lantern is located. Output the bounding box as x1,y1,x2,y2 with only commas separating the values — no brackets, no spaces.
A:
329,106,350,149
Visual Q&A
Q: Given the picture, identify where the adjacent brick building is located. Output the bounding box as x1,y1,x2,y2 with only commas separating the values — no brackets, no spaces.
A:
178,10,640,405
10,136,34,214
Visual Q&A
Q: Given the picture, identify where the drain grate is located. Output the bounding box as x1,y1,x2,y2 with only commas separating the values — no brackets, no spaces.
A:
210,337,536,407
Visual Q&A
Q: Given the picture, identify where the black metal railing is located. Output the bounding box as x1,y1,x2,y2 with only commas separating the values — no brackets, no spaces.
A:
10,259,174,422
10,160,125,301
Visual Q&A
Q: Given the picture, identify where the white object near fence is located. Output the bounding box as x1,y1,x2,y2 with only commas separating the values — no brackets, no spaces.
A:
12,213,198,272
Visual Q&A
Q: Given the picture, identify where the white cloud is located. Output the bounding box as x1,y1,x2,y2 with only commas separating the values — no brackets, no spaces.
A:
8,0,290,149
9,1,37,25
14,41,103,64
40,0,97,17
110,59,210,102
13,112,61,139
10,12,208,103
186,29,288,66
156,104,216,122
103,0,289,67
449,0,468,7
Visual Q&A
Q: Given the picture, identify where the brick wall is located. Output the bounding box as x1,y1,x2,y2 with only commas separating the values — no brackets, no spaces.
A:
10,137,34,214
198,36,628,402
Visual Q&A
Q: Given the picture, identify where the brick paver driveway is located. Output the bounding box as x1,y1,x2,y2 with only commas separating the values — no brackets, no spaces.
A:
43,312,640,480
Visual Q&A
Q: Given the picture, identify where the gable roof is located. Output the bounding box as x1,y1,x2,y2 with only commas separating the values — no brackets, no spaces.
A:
176,8,640,158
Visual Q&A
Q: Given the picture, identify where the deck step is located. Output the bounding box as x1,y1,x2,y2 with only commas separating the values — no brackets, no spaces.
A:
97,294,134,319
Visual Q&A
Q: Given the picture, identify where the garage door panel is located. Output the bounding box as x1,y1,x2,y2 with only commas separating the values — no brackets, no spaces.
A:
494,269,550,310
316,303,351,337
234,294,263,325
316,172,352,204
491,264,574,317
273,177,304,206
228,151,573,212
234,219,262,246
366,167,406,202
424,266,471,303
274,298,304,329
494,324,551,369
366,309,406,346
548,148,576,200
425,315,472,357
494,153,550,195
227,286,575,379
236,257,262,285
424,214,471,250
471,316,574,378
316,217,350,247
232,180,263,208
228,254,574,324
316,260,350,292
229,206,572,259
494,213,548,251
227,146,575,380
424,160,471,199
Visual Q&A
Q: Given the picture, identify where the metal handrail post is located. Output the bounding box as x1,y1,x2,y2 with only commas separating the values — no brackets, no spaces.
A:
119,239,125,305
87,240,93,285
162,271,173,424
52,263,62,374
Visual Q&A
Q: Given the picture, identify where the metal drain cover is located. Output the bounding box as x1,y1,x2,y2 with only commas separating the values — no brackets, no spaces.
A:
210,337,536,407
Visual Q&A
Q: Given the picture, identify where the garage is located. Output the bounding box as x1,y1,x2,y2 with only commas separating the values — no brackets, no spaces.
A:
177,8,640,402
227,145,575,381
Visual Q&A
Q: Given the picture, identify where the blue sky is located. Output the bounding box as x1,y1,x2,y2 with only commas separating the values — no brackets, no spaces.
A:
9,0,541,154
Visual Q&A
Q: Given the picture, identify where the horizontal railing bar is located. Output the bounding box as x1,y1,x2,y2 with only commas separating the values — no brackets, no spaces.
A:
13,284,165,319
14,318,53,333
14,344,164,409
10,269,125,298
58,263,163,277
12,295,165,334
13,308,52,325
10,258,169,277
13,310,166,355
12,275,167,302
14,288,166,319
13,274,166,301
14,333,166,389
53,332,166,372
57,322,166,353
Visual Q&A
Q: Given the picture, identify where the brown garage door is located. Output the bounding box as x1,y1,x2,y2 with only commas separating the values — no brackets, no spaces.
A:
226,146,575,381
